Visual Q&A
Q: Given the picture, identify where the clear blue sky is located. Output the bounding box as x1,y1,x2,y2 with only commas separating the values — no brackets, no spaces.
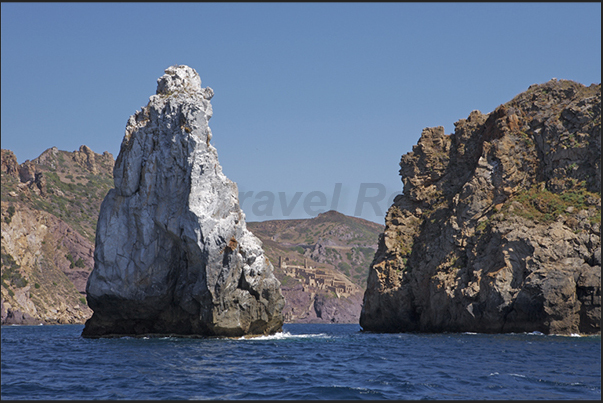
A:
2,2,601,224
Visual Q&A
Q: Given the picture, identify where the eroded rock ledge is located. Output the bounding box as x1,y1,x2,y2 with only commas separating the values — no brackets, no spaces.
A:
82,65,285,338
360,79,601,335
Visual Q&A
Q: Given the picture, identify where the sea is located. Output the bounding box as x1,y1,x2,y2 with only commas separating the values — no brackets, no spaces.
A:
1,323,600,400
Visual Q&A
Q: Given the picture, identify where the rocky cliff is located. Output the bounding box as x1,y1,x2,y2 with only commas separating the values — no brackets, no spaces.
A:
82,65,285,338
1,146,114,325
360,79,601,335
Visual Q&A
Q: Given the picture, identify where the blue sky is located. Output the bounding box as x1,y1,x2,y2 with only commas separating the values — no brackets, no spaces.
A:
1,2,601,224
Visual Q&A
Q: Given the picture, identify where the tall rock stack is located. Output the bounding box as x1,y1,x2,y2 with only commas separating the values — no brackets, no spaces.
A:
360,79,601,335
82,65,285,338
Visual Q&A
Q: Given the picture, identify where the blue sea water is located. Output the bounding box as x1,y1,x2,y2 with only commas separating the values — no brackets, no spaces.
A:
1,323,600,400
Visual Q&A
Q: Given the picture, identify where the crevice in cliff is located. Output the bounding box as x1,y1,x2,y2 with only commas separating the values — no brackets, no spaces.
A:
237,269,260,300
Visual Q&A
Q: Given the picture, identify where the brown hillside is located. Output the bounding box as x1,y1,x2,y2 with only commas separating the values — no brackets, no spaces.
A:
1,146,114,325
247,210,383,323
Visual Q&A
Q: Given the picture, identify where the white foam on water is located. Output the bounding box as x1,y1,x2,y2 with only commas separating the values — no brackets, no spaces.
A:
508,331,587,338
550,332,584,337
237,331,330,341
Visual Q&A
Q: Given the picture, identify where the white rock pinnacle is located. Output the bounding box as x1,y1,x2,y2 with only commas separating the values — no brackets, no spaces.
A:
83,65,285,338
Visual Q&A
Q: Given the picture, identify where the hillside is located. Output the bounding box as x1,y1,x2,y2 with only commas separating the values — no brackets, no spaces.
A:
247,210,383,323
1,146,114,324
360,79,601,335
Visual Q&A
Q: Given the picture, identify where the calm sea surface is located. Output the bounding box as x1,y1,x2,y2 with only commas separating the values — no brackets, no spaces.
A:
1,323,600,400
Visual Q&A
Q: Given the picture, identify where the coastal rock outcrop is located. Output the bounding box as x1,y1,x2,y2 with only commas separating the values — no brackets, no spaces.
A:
360,79,601,335
82,65,285,338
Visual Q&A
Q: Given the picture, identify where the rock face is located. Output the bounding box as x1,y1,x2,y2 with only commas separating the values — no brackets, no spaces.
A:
82,65,285,338
280,284,364,324
2,146,114,326
1,202,94,325
360,79,601,335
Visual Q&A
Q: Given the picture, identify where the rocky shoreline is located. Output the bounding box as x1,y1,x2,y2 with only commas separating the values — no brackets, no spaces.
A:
3,77,600,336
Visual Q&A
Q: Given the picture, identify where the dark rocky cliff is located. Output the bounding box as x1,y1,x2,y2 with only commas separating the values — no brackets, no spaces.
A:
360,79,601,335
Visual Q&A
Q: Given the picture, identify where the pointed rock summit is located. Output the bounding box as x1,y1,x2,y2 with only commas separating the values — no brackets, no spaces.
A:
82,65,285,338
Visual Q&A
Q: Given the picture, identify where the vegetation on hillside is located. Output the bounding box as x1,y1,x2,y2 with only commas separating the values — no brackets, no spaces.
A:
1,149,114,243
